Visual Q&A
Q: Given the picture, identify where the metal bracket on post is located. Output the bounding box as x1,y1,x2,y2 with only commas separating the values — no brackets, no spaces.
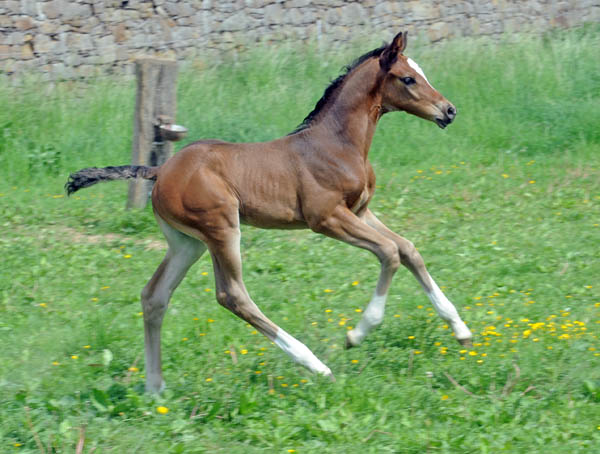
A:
127,58,186,210
152,115,187,168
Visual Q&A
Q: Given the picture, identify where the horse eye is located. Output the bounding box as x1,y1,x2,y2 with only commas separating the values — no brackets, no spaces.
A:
400,77,416,85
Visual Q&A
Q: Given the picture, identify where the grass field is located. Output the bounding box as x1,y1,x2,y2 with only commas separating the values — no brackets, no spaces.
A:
1,26,599,453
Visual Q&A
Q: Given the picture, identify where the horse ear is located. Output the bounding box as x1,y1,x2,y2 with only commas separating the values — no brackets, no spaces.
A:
395,31,407,54
379,31,407,71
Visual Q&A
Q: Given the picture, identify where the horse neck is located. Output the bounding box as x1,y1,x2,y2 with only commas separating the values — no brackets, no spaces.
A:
314,59,384,159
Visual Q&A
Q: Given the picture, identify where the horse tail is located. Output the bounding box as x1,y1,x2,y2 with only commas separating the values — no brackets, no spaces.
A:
65,165,159,195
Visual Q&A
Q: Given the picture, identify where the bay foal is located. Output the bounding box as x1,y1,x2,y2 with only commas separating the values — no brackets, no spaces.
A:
67,32,472,393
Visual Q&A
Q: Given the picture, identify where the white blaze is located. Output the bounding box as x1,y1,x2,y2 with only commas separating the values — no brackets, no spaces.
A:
407,57,434,88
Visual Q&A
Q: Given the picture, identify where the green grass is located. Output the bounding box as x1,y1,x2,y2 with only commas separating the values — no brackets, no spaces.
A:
1,26,599,453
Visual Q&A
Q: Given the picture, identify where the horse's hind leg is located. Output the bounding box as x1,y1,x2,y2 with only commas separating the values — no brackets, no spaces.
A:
206,224,333,379
142,216,207,392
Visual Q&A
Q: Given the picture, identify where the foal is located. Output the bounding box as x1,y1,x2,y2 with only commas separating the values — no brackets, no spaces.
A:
67,32,472,393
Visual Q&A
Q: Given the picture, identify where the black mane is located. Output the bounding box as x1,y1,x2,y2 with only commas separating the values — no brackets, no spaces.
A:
289,44,388,135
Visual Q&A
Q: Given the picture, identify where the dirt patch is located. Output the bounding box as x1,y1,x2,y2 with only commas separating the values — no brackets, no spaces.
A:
55,225,165,251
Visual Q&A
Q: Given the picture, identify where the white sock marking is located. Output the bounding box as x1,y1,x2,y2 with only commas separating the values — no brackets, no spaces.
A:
425,274,472,340
274,329,332,377
347,293,387,346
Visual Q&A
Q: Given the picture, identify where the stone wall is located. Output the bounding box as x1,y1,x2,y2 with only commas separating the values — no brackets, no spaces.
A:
1,0,599,79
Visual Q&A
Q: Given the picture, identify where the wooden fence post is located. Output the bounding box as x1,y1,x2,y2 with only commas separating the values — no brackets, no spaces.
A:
127,57,178,209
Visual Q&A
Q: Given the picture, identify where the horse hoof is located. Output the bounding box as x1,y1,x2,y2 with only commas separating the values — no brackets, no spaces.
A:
145,378,166,394
318,367,335,382
324,371,336,383
345,331,359,349
457,337,473,348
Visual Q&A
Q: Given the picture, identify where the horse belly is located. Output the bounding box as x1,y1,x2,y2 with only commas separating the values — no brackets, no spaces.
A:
239,200,306,229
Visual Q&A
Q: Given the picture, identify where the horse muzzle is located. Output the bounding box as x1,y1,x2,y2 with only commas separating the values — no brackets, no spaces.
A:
435,104,457,129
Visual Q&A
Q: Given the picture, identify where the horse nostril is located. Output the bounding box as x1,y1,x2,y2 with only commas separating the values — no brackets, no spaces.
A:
447,106,456,118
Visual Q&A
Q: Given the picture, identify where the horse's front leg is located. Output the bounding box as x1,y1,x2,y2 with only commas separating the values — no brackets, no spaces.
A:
353,209,472,346
310,206,402,348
